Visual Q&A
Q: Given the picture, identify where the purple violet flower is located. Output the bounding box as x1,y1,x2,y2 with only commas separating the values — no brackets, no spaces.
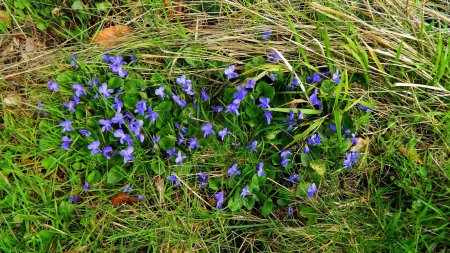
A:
233,86,248,103
259,97,270,109
201,88,209,101
172,93,187,108
119,146,134,163
214,191,224,209
287,206,294,216
309,88,322,110
224,65,238,80
145,106,159,124
267,50,282,62
257,163,265,177
123,185,133,192
103,146,113,159
264,111,272,125
60,120,73,133
218,128,231,141
303,146,310,153
111,112,125,128
69,196,80,203
168,174,179,187
225,102,240,115
88,140,101,156
360,104,373,112
114,129,132,145
98,83,114,98
306,72,322,84
79,129,91,136
227,164,241,178
155,86,166,99
307,183,318,198
330,124,337,132
240,186,251,198
111,95,124,112
166,148,176,157
269,74,277,81
307,133,321,146
211,105,223,113
61,136,72,150
262,29,272,40
134,100,147,115
175,151,186,165
332,69,341,84
287,173,301,183
201,123,215,137
188,138,200,149
63,101,77,112
72,84,87,97
99,119,113,132
246,140,258,152
83,182,89,191
343,151,360,168
350,134,358,145
245,79,256,89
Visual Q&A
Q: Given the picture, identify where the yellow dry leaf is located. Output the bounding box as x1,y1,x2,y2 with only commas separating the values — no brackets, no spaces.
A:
91,25,132,47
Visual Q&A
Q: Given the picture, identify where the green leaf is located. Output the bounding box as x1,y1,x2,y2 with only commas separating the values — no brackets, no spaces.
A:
244,56,267,71
95,1,111,12
285,117,325,148
41,157,57,169
228,197,243,212
245,105,260,118
256,82,275,100
37,230,53,245
87,170,101,184
151,73,166,84
150,158,159,174
106,166,126,186
301,152,311,167
296,182,312,198
38,121,52,132
320,80,335,95
59,201,75,219
71,0,85,10
154,100,172,112
108,77,124,89
208,179,220,191
159,136,175,150
126,79,145,89
36,21,48,31
300,206,318,225
56,71,79,86
310,160,327,176
122,91,139,110
261,199,274,216
243,196,256,210
0,195,13,209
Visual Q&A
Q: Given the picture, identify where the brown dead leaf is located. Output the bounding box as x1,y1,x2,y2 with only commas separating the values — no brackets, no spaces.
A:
399,146,423,164
91,25,132,47
0,11,11,28
154,176,165,204
111,192,139,206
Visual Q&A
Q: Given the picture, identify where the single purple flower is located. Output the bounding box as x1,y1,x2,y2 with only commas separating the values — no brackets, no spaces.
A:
175,151,186,165
332,69,341,84
224,65,238,80
48,81,59,92
246,140,258,152
309,88,322,110
172,93,187,108
182,82,196,96
201,123,215,137
129,119,144,138
70,53,78,60
130,55,137,61
63,101,77,112
211,105,223,113
281,150,292,158
269,74,277,81
198,172,208,182
188,138,200,149
303,146,310,153
155,86,166,99
307,183,317,198
263,110,272,125
330,124,337,132
267,50,282,62
262,29,272,40
360,104,373,112
166,148,176,157
153,135,161,143
72,84,87,97
245,79,256,89
111,112,126,128
78,129,91,136
83,182,89,191
307,133,321,146
257,163,265,177
259,97,270,109
218,128,231,141
306,72,322,84
167,174,179,187
111,95,124,112
103,146,113,159
287,206,294,216
119,146,134,163
60,120,73,133
343,152,360,168
145,106,159,124
70,61,78,68
227,164,241,178
225,102,240,115
233,86,248,103
134,100,147,115
114,129,132,145
176,74,191,86
98,83,114,98
297,111,304,120
99,119,113,132
61,136,72,150
214,191,224,209
350,134,358,145
287,173,301,183
201,88,209,101
87,140,101,156
69,195,80,203
177,133,185,145
123,185,133,193
38,103,45,116
240,186,251,198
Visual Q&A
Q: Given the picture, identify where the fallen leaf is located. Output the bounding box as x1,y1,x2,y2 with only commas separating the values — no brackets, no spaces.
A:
0,11,11,28
91,25,132,47
399,146,423,164
110,192,139,206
